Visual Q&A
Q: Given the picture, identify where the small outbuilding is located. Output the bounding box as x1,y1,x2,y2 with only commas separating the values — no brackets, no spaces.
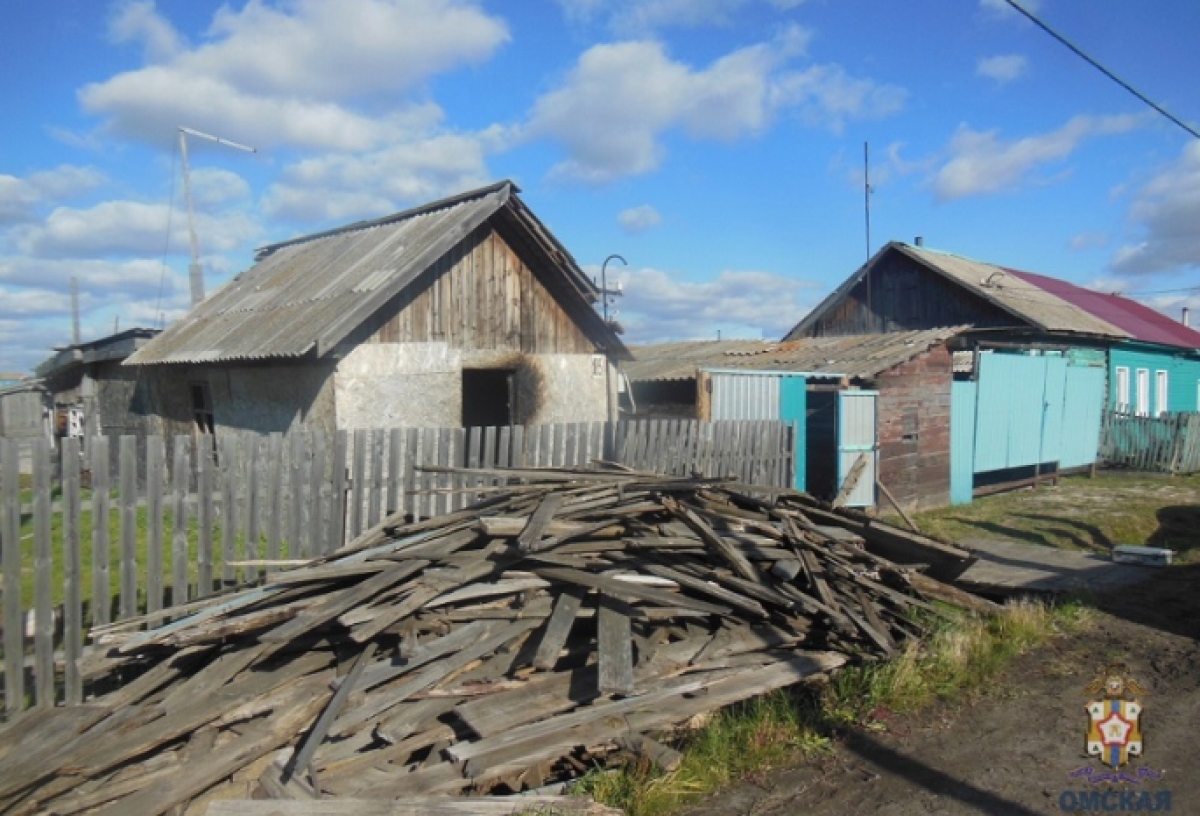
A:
126,181,629,439
624,328,964,510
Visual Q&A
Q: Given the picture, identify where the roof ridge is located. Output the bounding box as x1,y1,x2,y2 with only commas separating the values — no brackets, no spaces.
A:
255,179,516,259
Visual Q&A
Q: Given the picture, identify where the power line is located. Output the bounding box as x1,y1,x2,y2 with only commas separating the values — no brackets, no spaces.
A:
1120,284,1200,296
1002,0,1199,140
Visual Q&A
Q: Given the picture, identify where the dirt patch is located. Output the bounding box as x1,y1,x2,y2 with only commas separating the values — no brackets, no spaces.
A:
682,565,1200,816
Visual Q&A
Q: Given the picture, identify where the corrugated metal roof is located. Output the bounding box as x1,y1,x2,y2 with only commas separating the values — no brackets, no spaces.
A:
1007,270,1200,350
128,181,623,365
624,327,965,382
897,244,1129,338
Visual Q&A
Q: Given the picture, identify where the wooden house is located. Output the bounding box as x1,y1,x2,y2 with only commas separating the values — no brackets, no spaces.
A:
126,181,629,439
787,241,1200,501
35,328,161,441
624,328,964,509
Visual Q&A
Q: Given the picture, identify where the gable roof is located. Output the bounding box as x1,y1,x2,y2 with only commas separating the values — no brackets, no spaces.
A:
1006,269,1200,349
625,327,964,383
786,242,1132,342
128,181,627,365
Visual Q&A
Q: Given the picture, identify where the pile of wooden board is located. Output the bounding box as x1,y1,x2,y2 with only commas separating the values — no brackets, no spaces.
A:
0,469,991,816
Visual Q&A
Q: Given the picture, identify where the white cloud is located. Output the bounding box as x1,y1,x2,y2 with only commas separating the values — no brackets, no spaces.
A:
81,0,509,151
1069,231,1108,251
109,0,184,62
11,200,261,258
931,114,1144,201
263,134,492,223
525,28,902,182
556,0,812,31
0,256,183,295
189,168,252,208
618,205,664,234
977,54,1028,84
0,166,106,223
601,266,818,342
1111,142,1200,276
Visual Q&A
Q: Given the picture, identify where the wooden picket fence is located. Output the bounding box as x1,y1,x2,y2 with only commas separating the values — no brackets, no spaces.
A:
1099,410,1200,475
0,418,795,713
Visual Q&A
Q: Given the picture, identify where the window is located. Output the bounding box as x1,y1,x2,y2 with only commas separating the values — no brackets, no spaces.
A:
1114,367,1130,412
1135,369,1150,417
1155,370,1169,417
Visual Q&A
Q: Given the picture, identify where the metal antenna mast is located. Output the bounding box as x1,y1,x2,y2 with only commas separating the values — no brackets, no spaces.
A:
178,126,256,305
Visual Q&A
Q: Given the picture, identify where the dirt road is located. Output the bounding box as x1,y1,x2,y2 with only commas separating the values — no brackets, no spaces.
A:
684,564,1200,815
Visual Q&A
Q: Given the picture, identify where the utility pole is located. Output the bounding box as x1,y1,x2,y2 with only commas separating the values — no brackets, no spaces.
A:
69,276,80,345
599,254,626,422
178,126,256,306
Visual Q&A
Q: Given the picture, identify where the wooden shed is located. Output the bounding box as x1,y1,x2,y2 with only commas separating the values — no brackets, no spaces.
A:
624,328,964,510
126,181,629,440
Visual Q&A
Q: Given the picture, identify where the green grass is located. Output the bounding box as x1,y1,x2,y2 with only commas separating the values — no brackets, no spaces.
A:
908,471,1200,563
579,601,1091,816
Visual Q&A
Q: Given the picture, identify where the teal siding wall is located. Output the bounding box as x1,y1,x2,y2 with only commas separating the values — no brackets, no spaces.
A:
950,381,976,505
1109,344,1200,414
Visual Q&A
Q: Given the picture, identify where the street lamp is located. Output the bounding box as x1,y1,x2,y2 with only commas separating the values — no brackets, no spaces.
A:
600,254,626,422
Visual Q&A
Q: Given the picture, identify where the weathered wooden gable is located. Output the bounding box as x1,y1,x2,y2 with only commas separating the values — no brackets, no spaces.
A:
798,251,1016,337
351,222,598,355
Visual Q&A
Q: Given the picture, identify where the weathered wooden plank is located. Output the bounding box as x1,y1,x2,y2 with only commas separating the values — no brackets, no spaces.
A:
90,435,111,627
2,441,24,713
171,435,192,606
286,642,377,784
597,592,634,695
665,500,760,584
517,492,565,552
309,431,327,559
61,437,83,705
532,586,585,670
217,434,238,586
533,566,730,615
32,438,53,706
387,427,403,517
351,428,367,538
146,434,165,611
404,427,420,523
118,434,137,619
245,434,262,568
369,428,385,527
266,432,285,569
198,435,215,595
331,430,349,551
290,430,307,561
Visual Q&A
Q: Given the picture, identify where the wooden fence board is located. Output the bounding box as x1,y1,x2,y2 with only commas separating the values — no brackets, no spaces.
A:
309,432,327,560
198,437,215,596
387,428,403,518
245,435,261,568
351,429,367,539
171,436,191,607
290,432,306,561
1,440,22,712
32,439,53,707
331,431,348,553
118,435,137,619
221,434,239,586
62,437,83,704
91,435,111,627
266,433,284,569
146,435,165,612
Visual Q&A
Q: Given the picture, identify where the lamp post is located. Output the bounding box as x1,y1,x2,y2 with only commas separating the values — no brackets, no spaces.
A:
600,254,626,422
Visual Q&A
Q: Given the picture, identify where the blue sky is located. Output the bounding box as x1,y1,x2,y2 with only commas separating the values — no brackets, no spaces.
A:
2,0,1198,372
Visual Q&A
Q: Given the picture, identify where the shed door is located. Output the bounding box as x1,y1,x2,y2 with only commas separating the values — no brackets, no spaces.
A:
837,391,878,507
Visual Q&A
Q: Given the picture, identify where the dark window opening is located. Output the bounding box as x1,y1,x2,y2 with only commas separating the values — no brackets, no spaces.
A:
190,382,215,436
462,368,515,428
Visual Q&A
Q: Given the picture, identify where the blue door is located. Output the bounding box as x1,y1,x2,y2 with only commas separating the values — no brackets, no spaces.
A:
779,376,807,491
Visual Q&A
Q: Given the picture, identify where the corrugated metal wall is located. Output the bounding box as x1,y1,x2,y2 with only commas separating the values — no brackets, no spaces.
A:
705,370,808,490
837,391,878,507
708,372,781,420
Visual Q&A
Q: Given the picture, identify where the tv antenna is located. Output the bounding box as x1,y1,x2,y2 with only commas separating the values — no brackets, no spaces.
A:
178,126,256,305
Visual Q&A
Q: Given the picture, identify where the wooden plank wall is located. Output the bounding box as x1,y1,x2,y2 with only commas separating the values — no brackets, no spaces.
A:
0,418,793,713
1100,410,1200,474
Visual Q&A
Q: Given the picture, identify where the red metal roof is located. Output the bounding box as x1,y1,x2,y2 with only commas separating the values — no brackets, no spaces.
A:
1006,269,1200,350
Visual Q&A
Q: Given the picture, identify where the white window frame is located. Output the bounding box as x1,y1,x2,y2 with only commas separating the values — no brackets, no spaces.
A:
1114,366,1130,413
1135,368,1150,417
1155,370,1169,417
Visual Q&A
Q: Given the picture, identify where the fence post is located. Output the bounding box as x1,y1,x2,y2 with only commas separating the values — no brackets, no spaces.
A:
90,435,110,627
